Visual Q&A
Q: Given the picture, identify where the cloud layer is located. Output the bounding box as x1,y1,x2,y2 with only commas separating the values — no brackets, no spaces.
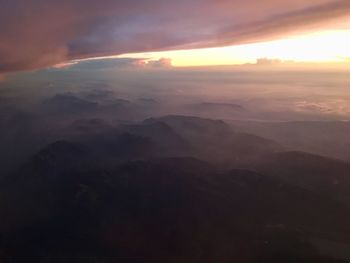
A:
1,0,350,73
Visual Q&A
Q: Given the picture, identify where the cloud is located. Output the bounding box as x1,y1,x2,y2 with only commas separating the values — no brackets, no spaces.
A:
55,57,173,70
295,100,350,115
256,58,284,66
140,58,173,68
66,58,146,70
196,0,350,48
252,58,297,66
0,0,350,74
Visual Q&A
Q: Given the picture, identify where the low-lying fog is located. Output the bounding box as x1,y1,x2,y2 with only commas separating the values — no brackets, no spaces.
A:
1,61,350,175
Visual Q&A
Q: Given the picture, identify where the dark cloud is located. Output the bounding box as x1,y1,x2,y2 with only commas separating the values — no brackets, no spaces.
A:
63,57,173,70
67,58,145,70
0,0,349,73
197,0,350,48
145,58,173,68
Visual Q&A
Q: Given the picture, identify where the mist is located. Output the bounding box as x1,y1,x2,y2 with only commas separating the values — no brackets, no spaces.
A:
1,59,350,262
1,61,350,174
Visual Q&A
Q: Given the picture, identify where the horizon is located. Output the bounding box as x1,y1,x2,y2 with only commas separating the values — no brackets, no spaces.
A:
1,1,350,262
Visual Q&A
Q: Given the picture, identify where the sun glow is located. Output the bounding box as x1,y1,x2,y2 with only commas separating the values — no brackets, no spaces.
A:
119,30,350,66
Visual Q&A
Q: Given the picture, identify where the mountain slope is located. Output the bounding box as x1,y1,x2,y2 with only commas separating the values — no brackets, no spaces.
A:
255,151,350,203
0,149,350,262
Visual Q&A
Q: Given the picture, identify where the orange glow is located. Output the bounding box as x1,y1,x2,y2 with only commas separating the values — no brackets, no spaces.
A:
118,30,350,67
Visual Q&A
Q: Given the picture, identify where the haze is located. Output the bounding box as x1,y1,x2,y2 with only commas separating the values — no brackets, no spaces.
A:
1,1,350,262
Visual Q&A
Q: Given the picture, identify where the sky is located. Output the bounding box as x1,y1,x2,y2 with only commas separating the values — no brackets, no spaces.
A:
119,29,350,66
0,0,350,74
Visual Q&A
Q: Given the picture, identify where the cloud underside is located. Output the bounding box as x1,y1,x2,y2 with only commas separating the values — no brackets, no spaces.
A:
0,0,349,73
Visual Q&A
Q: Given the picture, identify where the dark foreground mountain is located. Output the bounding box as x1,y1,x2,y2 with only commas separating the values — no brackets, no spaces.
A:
1,115,350,262
0,143,350,262
254,151,350,204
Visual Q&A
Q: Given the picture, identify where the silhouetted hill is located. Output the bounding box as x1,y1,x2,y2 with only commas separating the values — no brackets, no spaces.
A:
1,116,350,262
1,151,350,262
255,151,350,203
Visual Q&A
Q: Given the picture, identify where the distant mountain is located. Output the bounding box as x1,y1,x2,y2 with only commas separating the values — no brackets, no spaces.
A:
190,102,244,111
231,120,350,162
146,115,233,136
42,94,98,115
127,120,192,156
144,115,282,164
185,102,245,119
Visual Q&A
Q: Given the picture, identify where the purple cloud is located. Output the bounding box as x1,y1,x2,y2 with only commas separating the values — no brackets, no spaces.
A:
0,0,349,74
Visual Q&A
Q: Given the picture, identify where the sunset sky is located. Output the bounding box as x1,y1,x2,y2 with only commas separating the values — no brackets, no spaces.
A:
118,29,350,66
1,0,350,73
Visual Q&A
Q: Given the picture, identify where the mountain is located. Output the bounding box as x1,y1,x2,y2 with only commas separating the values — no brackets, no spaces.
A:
231,120,350,162
126,120,192,156
0,144,350,262
144,115,282,164
254,151,350,204
190,102,244,111
1,115,350,262
185,102,245,119
42,94,98,115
